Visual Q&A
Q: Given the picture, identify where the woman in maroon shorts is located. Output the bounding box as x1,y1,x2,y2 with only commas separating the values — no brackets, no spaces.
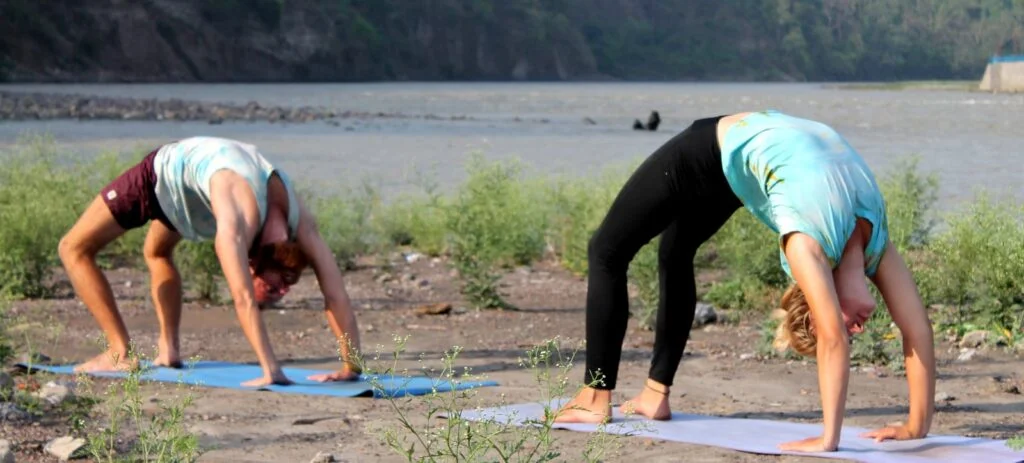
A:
58,136,361,387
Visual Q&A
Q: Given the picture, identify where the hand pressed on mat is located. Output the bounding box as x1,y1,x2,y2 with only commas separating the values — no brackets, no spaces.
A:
861,424,921,443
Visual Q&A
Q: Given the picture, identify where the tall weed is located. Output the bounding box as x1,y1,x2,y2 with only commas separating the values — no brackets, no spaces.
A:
364,336,629,462
81,348,201,462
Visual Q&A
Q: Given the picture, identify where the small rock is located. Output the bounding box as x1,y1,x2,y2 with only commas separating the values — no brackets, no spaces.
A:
934,392,955,403
0,372,12,394
957,348,977,362
864,366,888,378
34,381,73,406
310,452,336,463
44,436,86,461
413,303,452,316
404,253,423,263
0,439,12,463
739,353,755,360
693,303,718,326
959,330,988,348
0,403,30,422
417,279,430,288
124,280,132,288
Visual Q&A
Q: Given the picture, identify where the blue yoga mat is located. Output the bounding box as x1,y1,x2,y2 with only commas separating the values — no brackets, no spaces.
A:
16,361,498,398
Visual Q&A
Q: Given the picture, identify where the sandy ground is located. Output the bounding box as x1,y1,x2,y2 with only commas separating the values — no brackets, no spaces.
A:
2,254,1022,462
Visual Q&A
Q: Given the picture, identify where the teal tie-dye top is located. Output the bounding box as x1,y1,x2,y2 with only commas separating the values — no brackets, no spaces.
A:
719,110,889,279
152,137,300,242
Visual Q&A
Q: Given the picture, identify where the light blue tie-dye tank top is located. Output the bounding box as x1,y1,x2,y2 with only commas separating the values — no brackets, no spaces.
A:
152,137,300,242
719,110,889,278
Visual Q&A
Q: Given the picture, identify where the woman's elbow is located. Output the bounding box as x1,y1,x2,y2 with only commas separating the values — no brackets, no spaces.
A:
816,330,850,354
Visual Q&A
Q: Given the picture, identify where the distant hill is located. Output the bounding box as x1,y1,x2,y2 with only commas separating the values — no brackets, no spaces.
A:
1,0,1021,83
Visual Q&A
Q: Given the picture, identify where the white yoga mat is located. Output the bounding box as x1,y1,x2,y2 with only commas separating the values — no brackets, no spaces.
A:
457,399,1024,463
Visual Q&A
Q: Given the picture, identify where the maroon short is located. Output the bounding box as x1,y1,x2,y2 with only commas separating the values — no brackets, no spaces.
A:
100,148,176,232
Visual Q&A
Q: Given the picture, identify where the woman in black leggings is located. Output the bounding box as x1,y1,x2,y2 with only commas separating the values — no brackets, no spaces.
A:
554,111,936,454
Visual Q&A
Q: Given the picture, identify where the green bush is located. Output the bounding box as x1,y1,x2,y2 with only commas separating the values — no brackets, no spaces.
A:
445,155,550,309
176,241,222,301
917,195,1024,334
710,208,788,289
704,275,779,312
306,180,382,270
627,240,659,330
545,164,633,276
0,298,13,365
0,136,144,298
375,185,449,257
878,156,939,253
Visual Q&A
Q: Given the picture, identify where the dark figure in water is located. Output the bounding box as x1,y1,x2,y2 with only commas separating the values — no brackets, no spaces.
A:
633,110,661,131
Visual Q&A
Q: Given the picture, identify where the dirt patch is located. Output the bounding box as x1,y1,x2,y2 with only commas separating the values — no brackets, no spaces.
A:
3,255,1022,462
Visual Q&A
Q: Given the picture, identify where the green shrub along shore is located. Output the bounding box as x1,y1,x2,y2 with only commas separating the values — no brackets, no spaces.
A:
0,133,1022,459
1,133,1023,361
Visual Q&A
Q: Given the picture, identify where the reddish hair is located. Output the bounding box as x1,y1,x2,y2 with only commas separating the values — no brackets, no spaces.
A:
251,241,308,285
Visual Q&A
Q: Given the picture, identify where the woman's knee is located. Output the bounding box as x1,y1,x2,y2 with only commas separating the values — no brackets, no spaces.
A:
58,233,95,264
143,237,175,262
587,230,627,273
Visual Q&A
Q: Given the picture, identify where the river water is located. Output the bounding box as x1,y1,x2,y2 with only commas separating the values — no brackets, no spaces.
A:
1,82,1021,210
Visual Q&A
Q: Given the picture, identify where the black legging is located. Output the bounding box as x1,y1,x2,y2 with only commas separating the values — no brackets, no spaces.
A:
585,116,743,390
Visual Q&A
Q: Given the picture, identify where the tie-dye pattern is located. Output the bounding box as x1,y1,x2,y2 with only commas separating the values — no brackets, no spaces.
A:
152,137,300,242
720,110,889,278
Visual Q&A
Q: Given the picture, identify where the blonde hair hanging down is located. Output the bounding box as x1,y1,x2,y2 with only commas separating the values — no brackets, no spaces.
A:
772,283,817,357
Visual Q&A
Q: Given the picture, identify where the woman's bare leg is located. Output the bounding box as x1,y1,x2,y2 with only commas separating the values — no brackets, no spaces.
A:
58,196,132,372
143,220,184,368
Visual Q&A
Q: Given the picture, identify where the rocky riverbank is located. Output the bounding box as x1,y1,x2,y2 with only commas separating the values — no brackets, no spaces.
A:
0,90,472,124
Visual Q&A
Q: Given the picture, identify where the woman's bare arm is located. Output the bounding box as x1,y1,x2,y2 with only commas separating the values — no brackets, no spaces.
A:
781,232,850,452
867,240,935,440
294,199,362,379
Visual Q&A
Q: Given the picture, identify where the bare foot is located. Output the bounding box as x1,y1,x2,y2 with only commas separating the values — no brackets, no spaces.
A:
619,380,671,420
553,387,612,424
73,350,136,373
241,370,293,388
153,354,184,369
154,344,183,369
